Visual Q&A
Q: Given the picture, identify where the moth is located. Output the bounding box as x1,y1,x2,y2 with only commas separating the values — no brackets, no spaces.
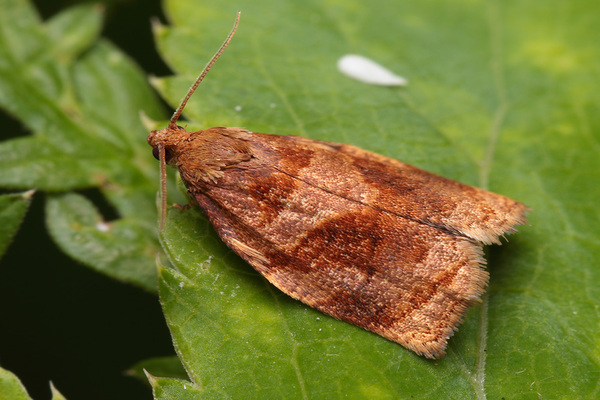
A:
148,13,528,359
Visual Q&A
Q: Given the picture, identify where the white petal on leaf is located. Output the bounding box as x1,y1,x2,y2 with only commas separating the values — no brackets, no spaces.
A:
337,54,407,86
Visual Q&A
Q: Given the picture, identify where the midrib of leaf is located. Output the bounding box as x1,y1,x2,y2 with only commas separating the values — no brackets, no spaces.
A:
480,0,509,192
471,2,511,399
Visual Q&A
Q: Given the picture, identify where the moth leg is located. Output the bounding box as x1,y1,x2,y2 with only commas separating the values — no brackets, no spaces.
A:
173,203,192,210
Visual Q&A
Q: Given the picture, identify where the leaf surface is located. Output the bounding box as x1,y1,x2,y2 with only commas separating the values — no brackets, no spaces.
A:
0,367,32,400
152,0,600,398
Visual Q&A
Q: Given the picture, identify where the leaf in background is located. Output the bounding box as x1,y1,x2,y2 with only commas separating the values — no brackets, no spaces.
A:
0,367,33,400
0,0,168,291
50,383,67,400
0,367,67,400
151,0,600,398
0,190,34,259
45,193,158,289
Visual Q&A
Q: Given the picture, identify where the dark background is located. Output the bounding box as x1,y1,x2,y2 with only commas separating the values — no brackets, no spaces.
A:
0,1,176,399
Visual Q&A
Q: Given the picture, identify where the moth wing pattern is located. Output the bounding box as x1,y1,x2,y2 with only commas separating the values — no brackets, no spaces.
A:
174,128,528,358
281,134,528,245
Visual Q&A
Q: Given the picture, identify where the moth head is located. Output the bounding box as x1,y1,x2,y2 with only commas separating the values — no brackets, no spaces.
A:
148,125,187,165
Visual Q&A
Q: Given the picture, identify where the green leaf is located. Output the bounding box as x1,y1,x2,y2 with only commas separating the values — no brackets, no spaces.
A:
46,193,158,289
0,190,34,258
50,383,67,400
147,373,204,400
0,367,67,400
46,3,104,61
0,0,167,290
152,0,600,398
0,367,32,400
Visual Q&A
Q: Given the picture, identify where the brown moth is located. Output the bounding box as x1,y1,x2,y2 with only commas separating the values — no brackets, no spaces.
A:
148,13,528,359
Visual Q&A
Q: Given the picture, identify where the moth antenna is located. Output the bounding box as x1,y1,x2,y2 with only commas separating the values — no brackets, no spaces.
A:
168,11,241,129
158,12,240,231
158,145,168,231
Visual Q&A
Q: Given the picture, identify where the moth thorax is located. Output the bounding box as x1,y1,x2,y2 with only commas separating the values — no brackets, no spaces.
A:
193,130,253,167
